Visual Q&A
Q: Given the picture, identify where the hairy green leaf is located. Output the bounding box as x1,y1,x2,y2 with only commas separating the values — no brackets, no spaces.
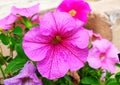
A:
5,56,27,74
80,76,99,85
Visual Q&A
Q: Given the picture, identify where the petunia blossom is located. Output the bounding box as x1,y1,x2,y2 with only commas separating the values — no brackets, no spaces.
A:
11,3,40,23
22,11,89,79
4,61,42,85
0,13,17,30
57,0,91,22
87,39,119,73
87,30,102,41
0,4,40,30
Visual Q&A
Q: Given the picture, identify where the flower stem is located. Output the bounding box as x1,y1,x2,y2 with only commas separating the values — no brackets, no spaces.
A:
100,80,105,85
0,65,6,79
10,49,13,58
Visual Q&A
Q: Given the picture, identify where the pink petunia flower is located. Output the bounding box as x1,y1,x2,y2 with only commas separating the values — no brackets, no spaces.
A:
11,3,40,23
87,30,102,41
87,39,119,73
0,4,40,30
57,0,91,22
4,61,43,85
0,13,17,30
11,3,40,17
23,11,89,79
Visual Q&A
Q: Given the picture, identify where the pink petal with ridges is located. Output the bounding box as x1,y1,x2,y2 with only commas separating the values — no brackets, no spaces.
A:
87,45,102,69
40,12,76,36
102,59,115,73
11,3,39,17
61,42,88,70
67,28,89,49
67,47,88,70
107,45,119,62
37,45,69,80
92,39,111,53
88,57,101,69
4,62,42,85
23,27,51,61
0,13,17,30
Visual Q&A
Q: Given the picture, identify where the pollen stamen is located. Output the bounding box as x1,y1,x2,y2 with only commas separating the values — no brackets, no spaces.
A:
69,9,77,16
0,27,3,31
52,35,61,44
100,53,105,60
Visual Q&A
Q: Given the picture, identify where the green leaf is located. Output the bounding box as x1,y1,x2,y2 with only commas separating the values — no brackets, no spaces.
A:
88,43,93,49
25,20,32,29
64,75,73,85
115,72,120,83
0,54,7,66
105,70,113,80
116,63,120,68
32,24,40,27
12,26,22,35
21,16,32,29
9,36,15,49
106,78,119,85
5,56,27,74
21,16,28,22
0,33,9,45
80,76,99,85
42,78,54,85
15,43,26,57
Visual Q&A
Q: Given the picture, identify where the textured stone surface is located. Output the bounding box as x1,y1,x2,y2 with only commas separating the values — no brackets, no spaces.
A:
84,13,112,41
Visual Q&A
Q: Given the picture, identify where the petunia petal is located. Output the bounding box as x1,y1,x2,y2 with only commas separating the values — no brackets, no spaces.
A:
67,28,89,49
11,3,40,17
20,61,36,74
4,78,22,85
61,42,88,70
87,47,102,68
106,45,119,63
53,11,76,32
102,59,115,73
40,12,57,36
0,13,17,30
74,0,91,12
92,39,111,53
37,45,69,80
57,0,71,12
68,48,88,70
4,62,42,85
88,57,101,69
40,11,76,36
23,27,51,61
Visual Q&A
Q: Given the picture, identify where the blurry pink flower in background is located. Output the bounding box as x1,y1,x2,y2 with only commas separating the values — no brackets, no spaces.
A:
57,0,91,22
11,3,40,23
23,11,89,79
4,62,42,85
0,4,40,30
87,39,119,73
11,3,40,18
87,30,102,41
0,13,17,30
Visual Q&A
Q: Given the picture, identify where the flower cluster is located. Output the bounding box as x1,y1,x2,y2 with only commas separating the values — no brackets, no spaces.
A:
0,0,120,85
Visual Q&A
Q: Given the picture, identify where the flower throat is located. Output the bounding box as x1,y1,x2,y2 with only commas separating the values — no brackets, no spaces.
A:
52,35,62,44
